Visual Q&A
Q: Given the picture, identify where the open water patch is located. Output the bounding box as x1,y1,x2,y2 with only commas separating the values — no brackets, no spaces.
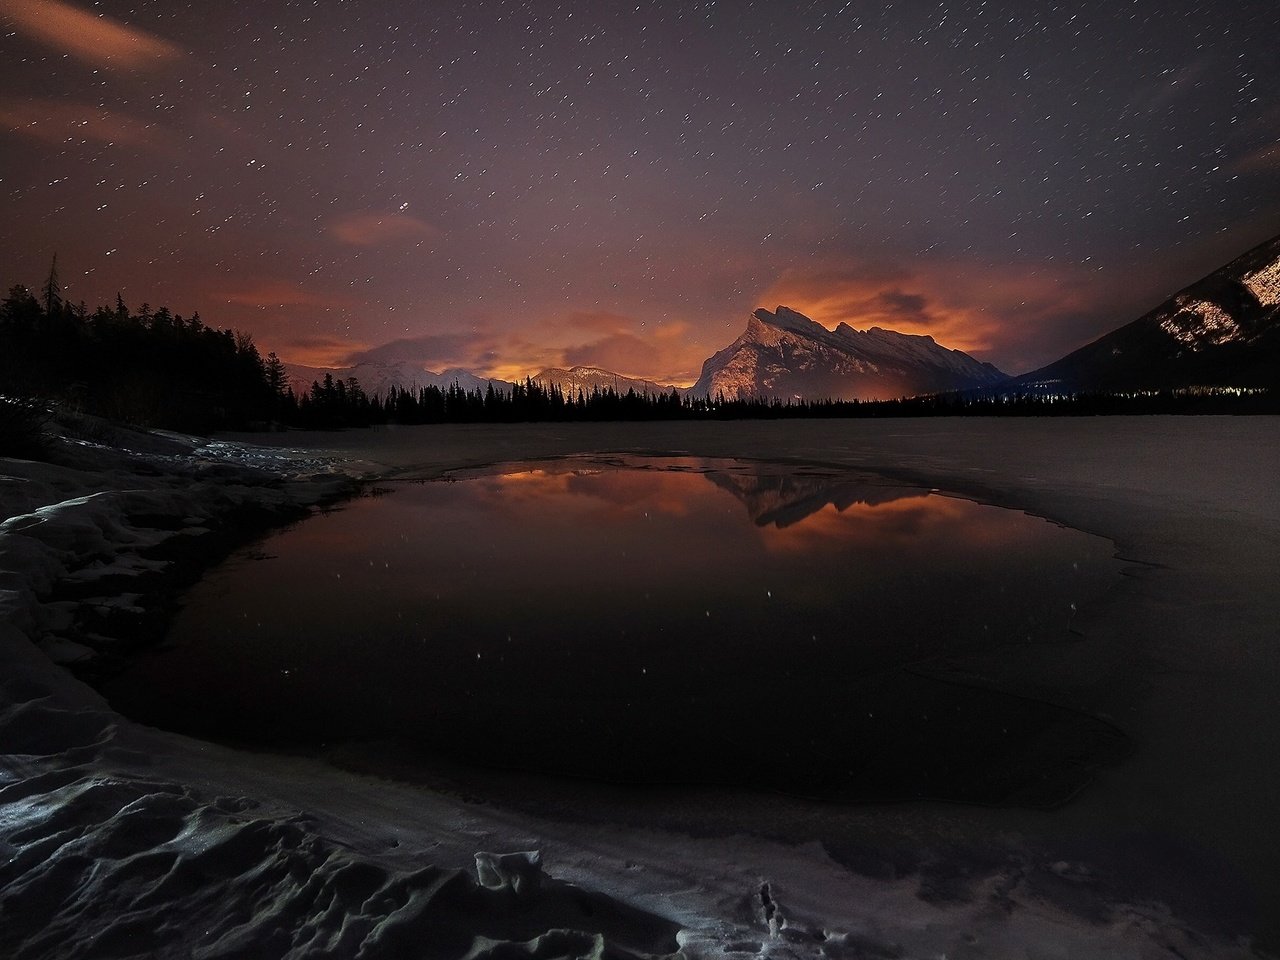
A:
104,456,1127,806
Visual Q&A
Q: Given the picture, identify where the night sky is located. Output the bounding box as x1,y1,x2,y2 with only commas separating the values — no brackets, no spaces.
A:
3,0,1278,383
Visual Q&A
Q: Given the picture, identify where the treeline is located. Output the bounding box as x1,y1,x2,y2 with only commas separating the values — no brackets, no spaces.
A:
3,267,1275,436
1,270,286,433
308,377,1280,425
804,388,1279,417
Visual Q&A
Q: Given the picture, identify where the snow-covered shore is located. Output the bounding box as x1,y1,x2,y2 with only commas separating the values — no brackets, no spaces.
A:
3,418,1278,958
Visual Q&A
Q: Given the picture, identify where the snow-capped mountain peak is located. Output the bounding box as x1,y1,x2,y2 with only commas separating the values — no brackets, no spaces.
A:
753,305,833,338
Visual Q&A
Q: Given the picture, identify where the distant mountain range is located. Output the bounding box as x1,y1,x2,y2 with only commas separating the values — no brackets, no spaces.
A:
531,366,683,398
1011,232,1280,393
287,232,1280,403
285,360,511,399
285,360,681,401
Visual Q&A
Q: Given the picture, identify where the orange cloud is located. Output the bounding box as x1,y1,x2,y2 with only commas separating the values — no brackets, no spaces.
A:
484,352,564,384
0,99,163,148
563,310,639,335
222,280,353,310
560,334,661,380
275,334,371,368
761,264,983,353
0,0,182,70
1232,141,1280,175
548,313,698,383
329,211,438,246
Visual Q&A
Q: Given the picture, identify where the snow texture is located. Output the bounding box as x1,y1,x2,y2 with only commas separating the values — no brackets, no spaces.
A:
1157,295,1242,349
1242,257,1280,307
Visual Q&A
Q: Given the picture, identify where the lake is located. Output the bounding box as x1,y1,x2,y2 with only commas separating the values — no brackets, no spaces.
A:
105,455,1125,805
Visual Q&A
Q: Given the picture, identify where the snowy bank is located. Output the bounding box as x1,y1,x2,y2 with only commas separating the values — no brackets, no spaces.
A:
2,419,1277,958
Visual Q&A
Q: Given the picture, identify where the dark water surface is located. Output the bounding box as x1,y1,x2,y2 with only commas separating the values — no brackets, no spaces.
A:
107,456,1126,805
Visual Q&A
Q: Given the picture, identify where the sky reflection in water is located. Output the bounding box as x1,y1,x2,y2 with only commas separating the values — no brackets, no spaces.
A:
107,457,1125,806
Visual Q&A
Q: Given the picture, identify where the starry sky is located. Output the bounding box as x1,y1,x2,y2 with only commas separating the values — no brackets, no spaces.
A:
2,0,1278,383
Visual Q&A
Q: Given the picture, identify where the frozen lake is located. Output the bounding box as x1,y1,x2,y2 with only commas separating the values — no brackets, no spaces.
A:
9,418,1280,956
107,455,1124,805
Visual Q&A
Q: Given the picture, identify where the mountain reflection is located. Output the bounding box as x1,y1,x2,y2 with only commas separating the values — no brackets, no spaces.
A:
703,466,927,528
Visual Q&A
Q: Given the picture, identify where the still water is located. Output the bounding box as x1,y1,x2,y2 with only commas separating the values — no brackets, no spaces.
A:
107,457,1125,805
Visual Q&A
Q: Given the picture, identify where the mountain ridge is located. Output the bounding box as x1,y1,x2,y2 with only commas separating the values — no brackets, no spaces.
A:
690,306,1006,401
285,359,513,399
1012,232,1280,393
285,229,1280,405
531,365,685,398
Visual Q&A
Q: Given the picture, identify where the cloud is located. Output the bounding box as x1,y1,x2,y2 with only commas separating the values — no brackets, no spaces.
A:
481,339,573,383
549,311,668,377
0,99,164,148
562,311,639,335
275,334,370,368
761,262,997,351
562,333,665,378
1231,141,1280,175
873,290,928,316
555,315,697,383
346,333,488,368
0,0,182,70
329,212,438,247
331,308,701,385
222,280,352,310
1121,57,1211,117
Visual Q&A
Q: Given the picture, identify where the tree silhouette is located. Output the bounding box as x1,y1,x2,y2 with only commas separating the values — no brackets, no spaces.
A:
41,255,61,316
264,352,287,397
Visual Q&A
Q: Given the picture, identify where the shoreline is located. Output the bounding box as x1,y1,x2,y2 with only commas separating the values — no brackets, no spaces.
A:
3,418,1278,958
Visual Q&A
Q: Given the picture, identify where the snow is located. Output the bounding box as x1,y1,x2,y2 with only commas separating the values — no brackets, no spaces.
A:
3,417,1279,958
533,365,683,397
835,323,999,380
286,359,514,399
1158,295,1243,349
1242,257,1280,307
693,306,1004,401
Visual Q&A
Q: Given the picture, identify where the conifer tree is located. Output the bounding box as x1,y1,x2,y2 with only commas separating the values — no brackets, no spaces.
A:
264,352,287,396
41,254,61,315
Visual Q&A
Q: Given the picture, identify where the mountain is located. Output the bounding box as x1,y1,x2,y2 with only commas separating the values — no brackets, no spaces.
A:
285,359,513,398
1013,233,1280,393
532,365,685,398
690,306,1006,401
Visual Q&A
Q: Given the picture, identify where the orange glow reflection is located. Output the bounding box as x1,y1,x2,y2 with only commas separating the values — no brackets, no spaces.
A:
757,494,1045,555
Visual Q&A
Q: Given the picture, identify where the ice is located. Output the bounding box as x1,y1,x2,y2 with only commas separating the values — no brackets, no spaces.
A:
1,417,1277,958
